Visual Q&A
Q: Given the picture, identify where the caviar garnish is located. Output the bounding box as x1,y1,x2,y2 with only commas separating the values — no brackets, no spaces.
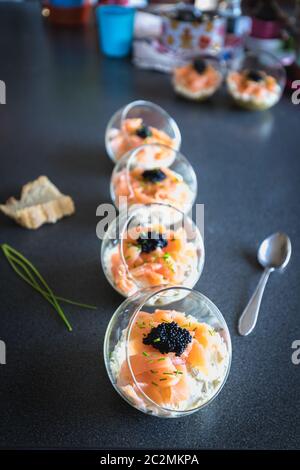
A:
193,57,207,75
143,321,192,356
246,70,264,82
142,169,167,183
137,231,168,253
136,124,152,139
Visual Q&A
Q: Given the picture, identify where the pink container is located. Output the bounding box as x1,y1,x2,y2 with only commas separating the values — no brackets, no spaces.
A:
251,17,282,39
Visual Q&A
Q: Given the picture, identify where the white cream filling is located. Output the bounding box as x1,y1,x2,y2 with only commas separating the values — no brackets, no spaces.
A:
173,81,220,100
227,76,281,107
173,71,222,101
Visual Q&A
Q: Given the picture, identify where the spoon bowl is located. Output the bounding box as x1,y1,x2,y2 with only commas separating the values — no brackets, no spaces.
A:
258,232,292,271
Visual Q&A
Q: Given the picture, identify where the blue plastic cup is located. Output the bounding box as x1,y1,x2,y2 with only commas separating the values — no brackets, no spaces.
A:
96,6,135,58
49,0,86,6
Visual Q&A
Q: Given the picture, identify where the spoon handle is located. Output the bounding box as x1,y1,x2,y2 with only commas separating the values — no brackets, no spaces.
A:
238,268,272,336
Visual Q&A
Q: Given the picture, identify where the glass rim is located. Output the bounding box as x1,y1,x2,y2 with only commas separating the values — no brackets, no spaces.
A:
120,100,181,148
110,143,198,213
118,202,204,289
228,50,287,84
173,53,224,69
105,100,181,163
100,201,205,298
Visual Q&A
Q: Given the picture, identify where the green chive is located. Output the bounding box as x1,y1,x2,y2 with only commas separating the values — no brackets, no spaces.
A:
1,244,97,332
142,351,149,357
159,378,167,382
151,381,158,387
157,357,166,362
153,338,161,343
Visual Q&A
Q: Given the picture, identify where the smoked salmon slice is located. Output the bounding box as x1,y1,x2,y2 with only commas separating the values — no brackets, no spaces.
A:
109,118,177,161
107,224,199,297
187,340,208,375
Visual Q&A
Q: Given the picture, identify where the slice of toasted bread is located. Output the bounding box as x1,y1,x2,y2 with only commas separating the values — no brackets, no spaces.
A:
0,176,75,229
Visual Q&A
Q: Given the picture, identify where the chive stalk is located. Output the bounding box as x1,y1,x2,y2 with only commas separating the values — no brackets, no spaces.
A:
1,243,97,331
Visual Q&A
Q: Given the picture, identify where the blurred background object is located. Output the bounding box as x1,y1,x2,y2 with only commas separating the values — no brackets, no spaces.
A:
96,5,135,57
282,0,300,87
195,0,218,9
38,0,300,90
244,0,299,68
41,0,96,26
217,0,252,60
160,4,226,54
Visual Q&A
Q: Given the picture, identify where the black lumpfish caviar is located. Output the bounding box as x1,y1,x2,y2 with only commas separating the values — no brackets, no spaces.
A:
142,169,167,183
143,321,192,356
246,70,264,82
136,124,152,139
137,231,168,253
193,57,207,75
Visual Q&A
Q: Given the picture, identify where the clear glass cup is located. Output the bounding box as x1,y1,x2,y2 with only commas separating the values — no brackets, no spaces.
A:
105,100,182,163
110,143,197,214
226,50,286,110
100,203,204,301
172,54,224,101
104,286,232,418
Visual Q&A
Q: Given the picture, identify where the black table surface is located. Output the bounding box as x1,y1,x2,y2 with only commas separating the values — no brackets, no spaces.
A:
0,2,299,450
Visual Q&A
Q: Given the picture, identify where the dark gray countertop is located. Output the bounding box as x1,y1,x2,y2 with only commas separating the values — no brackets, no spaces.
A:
0,2,299,450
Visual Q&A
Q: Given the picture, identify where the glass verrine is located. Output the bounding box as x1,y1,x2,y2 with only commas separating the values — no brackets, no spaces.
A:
105,100,181,162
172,54,224,101
110,144,197,214
104,286,232,418
101,203,204,301
226,50,286,110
